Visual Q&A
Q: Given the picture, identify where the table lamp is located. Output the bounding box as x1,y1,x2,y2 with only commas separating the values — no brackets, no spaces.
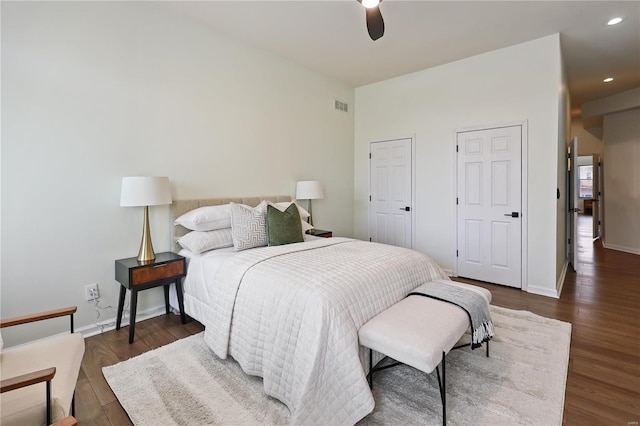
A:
120,176,172,262
295,180,324,227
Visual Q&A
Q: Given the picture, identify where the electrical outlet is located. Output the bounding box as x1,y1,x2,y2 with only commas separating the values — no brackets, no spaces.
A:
85,283,99,301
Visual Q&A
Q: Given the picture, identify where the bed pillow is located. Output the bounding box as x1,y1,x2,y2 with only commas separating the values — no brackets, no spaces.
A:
270,201,313,233
274,201,311,221
230,201,268,251
177,228,233,255
174,204,231,232
300,220,313,233
267,203,304,246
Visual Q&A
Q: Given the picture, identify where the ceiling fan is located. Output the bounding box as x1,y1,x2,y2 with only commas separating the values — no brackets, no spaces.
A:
357,0,385,41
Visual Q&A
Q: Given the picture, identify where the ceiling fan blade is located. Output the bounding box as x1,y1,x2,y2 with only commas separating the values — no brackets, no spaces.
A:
365,5,385,41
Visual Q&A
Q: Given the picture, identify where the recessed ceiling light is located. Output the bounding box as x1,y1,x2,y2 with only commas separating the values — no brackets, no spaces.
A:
607,17,623,26
603,77,614,83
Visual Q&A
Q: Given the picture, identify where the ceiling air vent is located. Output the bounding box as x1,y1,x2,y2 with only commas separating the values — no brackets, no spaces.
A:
334,99,349,113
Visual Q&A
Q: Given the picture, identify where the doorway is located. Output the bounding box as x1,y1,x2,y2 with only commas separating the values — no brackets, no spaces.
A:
455,124,526,288
576,154,602,241
570,152,602,270
369,138,414,249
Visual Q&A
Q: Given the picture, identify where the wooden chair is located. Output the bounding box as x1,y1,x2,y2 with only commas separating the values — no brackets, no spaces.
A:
52,416,78,426
0,307,85,425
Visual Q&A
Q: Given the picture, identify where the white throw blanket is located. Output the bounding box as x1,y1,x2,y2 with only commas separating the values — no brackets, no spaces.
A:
203,238,448,425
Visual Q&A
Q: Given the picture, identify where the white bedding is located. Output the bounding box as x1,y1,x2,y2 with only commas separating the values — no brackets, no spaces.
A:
193,237,447,425
177,235,322,320
178,247,235,323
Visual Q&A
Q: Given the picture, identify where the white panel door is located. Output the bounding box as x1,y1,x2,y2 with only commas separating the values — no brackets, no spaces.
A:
370,138,413,248
568,137,579,270
457,126,522,287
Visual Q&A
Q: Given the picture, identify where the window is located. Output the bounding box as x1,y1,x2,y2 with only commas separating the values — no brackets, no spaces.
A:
579,165,593,198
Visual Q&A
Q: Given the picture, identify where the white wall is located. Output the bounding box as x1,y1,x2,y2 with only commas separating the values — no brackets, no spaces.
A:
555,53,570,293
572,118,604,157
354,34,564,297
1,2,355,345
602,108,640,254
572,117,604,210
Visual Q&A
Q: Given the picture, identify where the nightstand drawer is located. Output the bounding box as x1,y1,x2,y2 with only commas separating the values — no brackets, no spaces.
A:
131,261,184,285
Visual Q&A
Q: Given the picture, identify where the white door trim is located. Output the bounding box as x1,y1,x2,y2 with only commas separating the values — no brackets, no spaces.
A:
569,137,579,271
452,120,528,291
368,136,416,249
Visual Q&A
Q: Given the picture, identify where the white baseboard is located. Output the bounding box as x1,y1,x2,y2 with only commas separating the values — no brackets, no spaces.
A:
77,304,168,338
526,284,560,299
602,242,640,255
556,259,568,298
1,304,169,350
446,268,561,298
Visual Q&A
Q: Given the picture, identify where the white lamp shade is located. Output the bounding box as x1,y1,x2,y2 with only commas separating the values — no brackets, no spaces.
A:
120,176,172,207
296,181,324,200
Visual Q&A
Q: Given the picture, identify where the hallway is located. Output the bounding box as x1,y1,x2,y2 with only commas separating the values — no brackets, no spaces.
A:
563,213,640,423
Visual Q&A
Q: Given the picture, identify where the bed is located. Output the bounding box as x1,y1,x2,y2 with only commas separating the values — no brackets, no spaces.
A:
170,196,449,425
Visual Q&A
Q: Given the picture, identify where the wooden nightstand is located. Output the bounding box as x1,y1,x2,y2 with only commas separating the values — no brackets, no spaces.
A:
307,229,332,238
115,252,186,343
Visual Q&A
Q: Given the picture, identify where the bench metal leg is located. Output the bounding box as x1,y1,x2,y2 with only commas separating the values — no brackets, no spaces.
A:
368,349,373,389
368,349,451,425
453,339,491,358
442,351,446,426
367,351,402,389
435,351,446,426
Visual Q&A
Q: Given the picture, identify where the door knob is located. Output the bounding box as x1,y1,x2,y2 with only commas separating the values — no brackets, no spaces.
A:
399,206,411,212
504,212,519,218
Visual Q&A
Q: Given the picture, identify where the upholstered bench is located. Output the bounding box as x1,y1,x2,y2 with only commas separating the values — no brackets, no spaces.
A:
359,280,492,425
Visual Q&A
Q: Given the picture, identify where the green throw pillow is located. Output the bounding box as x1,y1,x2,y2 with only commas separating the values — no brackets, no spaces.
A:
267,203,304,246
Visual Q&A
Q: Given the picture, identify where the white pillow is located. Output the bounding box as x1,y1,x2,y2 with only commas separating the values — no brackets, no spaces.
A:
301,220,314,233
177,228,233,255
174,204,231,231
230,201,268,251
274,201,311,221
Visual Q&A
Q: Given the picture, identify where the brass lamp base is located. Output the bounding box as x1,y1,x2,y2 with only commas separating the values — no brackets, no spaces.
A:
307,200,314,227
137,206,156,263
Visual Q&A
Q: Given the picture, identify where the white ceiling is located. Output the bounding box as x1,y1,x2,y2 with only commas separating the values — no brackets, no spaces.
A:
159,1,639,111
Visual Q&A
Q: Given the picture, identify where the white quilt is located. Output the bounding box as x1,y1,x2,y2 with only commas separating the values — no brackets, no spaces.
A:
202,237,448,425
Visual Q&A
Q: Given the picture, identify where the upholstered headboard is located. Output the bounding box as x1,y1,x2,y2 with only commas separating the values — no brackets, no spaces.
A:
170,195,292,252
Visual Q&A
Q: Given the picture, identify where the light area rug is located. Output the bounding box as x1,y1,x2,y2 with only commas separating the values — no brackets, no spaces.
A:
103,306,571,425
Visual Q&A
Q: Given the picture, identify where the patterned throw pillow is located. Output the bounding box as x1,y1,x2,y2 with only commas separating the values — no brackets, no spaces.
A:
230,201,268,251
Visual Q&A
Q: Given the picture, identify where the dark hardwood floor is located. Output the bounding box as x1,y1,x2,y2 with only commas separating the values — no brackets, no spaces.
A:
76,215,639,424
455,215,640,424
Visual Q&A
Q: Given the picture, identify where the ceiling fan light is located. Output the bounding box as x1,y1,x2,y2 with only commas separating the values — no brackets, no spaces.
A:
362,0,380,9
